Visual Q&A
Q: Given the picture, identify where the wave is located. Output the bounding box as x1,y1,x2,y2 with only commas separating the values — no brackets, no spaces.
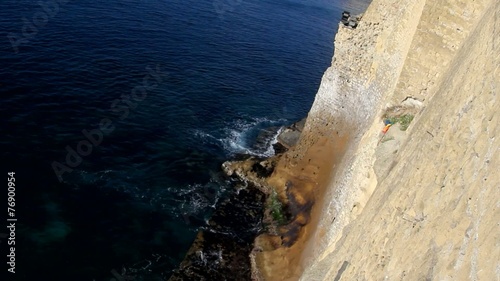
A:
194,117,286,157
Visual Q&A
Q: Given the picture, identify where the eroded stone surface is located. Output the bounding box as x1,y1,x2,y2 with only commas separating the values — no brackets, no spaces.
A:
299,0,499,280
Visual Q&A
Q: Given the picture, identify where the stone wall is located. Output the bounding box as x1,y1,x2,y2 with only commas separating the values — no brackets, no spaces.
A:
298,0,499,279
294,0,429,268
392,0,489,103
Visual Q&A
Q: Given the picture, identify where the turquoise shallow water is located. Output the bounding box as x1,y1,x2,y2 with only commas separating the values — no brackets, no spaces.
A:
0,0,370,279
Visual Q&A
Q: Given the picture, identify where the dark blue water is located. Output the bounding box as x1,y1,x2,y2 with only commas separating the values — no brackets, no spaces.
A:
1,0,370,280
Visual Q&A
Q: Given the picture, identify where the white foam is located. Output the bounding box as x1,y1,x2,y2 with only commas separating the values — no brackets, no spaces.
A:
194,117,287,157
175,178,227,223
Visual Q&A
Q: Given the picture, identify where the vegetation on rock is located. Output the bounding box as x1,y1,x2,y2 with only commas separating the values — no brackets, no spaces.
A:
386,114,414,131
268,189,287,226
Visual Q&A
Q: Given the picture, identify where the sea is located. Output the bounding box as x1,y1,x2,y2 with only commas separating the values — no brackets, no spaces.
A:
0,0,370,280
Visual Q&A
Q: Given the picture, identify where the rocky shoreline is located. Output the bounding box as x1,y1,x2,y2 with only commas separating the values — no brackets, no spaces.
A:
169,118,307,280
169,183,265,280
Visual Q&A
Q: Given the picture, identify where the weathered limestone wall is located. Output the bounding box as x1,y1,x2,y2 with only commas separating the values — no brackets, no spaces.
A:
294,0,430,268
298,0,499,279
299,0,427,138
392,0,490,103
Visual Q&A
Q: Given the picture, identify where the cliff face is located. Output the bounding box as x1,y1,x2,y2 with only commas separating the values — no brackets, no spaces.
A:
253,0,499,279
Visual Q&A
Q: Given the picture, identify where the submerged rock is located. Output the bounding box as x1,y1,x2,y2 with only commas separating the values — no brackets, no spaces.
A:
169,185,265,281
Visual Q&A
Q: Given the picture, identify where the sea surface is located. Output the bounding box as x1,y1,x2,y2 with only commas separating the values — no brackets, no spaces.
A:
0,0,370,280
